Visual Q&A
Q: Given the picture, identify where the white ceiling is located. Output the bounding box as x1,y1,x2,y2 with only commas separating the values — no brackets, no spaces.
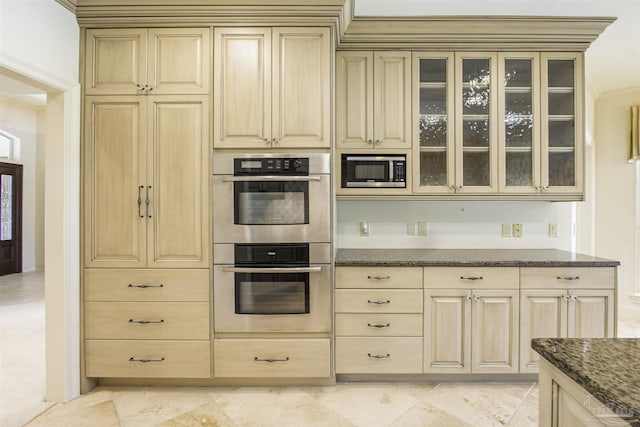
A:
1,0,638,102
355,0,640,95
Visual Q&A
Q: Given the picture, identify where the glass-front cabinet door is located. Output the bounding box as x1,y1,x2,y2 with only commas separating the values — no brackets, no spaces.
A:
541,53,583,194
413,52,455,193
498,53,540,193
455,53,498,193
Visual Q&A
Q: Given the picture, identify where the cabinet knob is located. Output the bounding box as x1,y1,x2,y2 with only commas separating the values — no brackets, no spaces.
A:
272,138,279,144
457,185,464,190
374,139,382,145
367,139,373,145
449,185,456,191
473,294,481,301
136,84,144,90
264,138,269,144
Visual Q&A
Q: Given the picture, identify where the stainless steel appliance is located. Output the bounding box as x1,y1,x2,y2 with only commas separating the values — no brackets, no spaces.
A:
213,243,331,333
213,152,330,243
341,153,406,188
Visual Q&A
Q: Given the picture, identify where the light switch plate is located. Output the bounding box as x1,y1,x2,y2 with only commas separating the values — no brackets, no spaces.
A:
502,224,512,237
417,221,428,236
549,223,559,238
360,221,369,236
407,222,416,235
512,223,523,238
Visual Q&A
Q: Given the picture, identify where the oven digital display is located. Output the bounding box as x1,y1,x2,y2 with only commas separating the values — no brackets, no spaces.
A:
241,160,262,169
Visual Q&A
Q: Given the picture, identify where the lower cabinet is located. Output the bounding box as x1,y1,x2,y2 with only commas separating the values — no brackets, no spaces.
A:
213,339,331,378
334,267,423,374
83,268,211,378
519,267,615,373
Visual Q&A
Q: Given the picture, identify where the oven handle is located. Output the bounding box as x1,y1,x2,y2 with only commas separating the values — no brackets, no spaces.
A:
221,176,322,182
221,266,323,273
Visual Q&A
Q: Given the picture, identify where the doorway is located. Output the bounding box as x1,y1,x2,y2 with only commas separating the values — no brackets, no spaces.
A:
0,162,23,276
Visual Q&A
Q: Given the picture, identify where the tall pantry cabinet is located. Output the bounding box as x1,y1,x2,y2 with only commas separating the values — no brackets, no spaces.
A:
82,28,211,379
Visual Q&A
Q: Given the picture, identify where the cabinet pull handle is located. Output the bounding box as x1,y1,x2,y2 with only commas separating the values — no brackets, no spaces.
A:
460,276,483,281
367,139,373,145
254,357,289,363
263,138,269,144
542,185,550,191
557,276,580,281
374,139,382,145
368,323,390,328
367,275,391,281
128,283,164,289
367,300,391,305
137,185,144,218
457,185,464,190
368,353,390,359
473,294,481,301
147,85,153,92
465,294,473,300
128,319,164,324
146,185,152,218
136,84,144,91
129,357,165,363
272,138,279,144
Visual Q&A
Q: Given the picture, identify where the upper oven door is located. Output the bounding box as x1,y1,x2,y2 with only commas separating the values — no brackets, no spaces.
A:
213,175,330,243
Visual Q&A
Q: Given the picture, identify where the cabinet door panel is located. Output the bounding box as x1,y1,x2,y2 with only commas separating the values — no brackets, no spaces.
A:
213,28,271,148
336,51,374,148
568,290,614,338
424,289,470,373
148,28,210,94
374,52,411,148
472,290,519,373
148,96,209,268
273,27,331,148
520,290,567,373
85,29,146,95
84,97,146,267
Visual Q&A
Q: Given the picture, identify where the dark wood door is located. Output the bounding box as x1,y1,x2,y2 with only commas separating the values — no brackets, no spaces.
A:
0,162,22,276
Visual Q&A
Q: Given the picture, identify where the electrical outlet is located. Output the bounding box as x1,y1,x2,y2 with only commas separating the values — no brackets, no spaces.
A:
549,223,559,238
417,221,428,236
512,223,523,238
407,222,416,236
359,222,369,236
502,224,512,237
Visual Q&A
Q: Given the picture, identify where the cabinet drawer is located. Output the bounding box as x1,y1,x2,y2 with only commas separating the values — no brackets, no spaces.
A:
85,302,210,340
85,340,211,378
423,267,519,289
84,269,209,301
335,267,422,289
335,337,422,374
214,339,330,378
520,267,615,289
335,289,423,313
335,313,422,337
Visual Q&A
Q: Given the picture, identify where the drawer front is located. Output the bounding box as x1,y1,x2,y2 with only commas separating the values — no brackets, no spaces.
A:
85,302,210,340
335,313,423,337
520,267,615,289
335,289,423,313
214,339,330,378
335,337,422,374
85,340,211,378
84,269,209,301
423,267,519,290
335,267,422,289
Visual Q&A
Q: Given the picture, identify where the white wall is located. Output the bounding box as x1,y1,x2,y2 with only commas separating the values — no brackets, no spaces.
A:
36,108,45,269
337,201,575,250
0,97,42,272
594,86,640,320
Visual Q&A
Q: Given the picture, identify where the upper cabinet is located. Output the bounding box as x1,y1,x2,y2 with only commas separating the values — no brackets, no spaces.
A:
213,27,331,149
336,51,411,149
85,28,210,95
412,50,584,199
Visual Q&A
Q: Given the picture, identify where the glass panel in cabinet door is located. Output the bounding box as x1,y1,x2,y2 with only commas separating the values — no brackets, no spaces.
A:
548,92,574,116
420,58,446,82
462,119,489,147
419,151,447,186
505,92,532,115
419,116,447,147
504,59,532,87
548,119,575,148
462,59,491,115
462,151,490,186
505,118,533,148
547,60,574,87
548,152,575,187
420,87,447,115
505,152,533,186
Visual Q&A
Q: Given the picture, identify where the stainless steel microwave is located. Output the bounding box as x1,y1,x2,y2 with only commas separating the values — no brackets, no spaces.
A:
341,154,406,188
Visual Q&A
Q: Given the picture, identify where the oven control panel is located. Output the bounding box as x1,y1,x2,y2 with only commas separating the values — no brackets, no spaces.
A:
234,157,309,175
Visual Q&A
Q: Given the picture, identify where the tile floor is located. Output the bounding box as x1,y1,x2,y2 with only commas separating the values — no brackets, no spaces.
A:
2,272,639,427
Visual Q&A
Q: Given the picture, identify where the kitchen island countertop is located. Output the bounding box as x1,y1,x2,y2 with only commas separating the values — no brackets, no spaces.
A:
335,248,620,267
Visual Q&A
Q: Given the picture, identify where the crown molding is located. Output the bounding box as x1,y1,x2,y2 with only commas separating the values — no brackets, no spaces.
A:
55,0,77,14
338,16,616,51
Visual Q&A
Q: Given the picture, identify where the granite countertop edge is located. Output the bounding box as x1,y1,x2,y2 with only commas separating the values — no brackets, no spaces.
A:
532,338,640,427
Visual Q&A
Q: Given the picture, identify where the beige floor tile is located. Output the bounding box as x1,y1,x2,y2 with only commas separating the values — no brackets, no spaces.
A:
316,383,419,427
390,400,475,427
389,382,438,400
421,382,533,427
24,399,120,427
156,400,236,427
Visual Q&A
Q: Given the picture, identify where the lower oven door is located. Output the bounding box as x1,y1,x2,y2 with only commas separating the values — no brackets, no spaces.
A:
214,265,331,333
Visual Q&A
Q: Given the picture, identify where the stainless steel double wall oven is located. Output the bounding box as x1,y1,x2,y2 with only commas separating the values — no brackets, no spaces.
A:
212,152,331,334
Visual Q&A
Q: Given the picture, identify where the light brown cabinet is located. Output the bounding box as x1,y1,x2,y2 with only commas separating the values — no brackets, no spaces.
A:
336,51,411,149
83,95,209,269
85,28,210,95
213,27,331,148
519,267,615,373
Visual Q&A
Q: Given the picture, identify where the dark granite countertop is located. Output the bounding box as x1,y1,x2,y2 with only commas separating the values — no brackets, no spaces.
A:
532,338,640,426
335,249,620,267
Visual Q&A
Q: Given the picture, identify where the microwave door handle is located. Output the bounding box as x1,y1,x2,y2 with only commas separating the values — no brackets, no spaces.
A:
221,176,322,182
389,160,394,181
221,266,323,273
